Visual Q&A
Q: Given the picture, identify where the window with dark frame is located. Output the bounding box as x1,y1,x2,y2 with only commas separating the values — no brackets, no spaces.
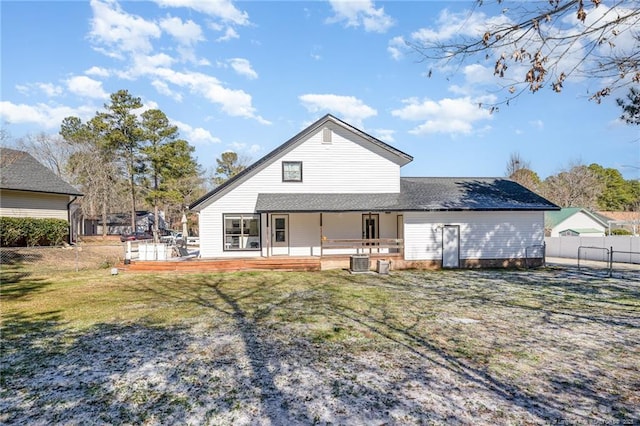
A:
282,161,302,182
223,214,260,251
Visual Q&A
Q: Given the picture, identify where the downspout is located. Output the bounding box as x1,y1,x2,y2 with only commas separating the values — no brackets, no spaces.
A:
67,196,78,245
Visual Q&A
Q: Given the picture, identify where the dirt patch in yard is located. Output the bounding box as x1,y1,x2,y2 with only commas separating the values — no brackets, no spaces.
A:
1,267,638,424
1,244,123,272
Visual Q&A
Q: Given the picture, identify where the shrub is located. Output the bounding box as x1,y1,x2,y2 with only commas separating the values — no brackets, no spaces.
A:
610,228,632,236
0,217,69,247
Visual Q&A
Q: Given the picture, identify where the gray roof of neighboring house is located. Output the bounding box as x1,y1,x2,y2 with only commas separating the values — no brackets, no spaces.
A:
255,177,559,212
0,147,82,196
190,114,414,211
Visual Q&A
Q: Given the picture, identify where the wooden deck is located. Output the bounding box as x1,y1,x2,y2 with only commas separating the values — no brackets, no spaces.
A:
125,256,322,273
123,253,404,273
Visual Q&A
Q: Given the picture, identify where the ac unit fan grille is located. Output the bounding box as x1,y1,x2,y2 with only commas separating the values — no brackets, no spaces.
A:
350,255,370,272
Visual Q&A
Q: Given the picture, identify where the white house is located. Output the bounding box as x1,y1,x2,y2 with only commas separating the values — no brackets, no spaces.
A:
190,115,559,269
545,208,610,237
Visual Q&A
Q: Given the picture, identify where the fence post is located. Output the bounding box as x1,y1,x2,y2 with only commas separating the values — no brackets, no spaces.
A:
609,246,613,278
543,242,546,268
125,241,131,264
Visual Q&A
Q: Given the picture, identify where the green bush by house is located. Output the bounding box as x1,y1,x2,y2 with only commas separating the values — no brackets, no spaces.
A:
0,217,69,247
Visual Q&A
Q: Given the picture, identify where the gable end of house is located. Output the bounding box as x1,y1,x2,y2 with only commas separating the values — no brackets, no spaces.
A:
189,114,413,211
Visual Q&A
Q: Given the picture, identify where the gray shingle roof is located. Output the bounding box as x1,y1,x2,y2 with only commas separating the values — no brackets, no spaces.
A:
0,148,82,196
255,177,558,212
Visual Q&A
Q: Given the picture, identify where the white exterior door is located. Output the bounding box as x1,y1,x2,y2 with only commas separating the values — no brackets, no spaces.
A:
442,225,460,268
271,214,289,255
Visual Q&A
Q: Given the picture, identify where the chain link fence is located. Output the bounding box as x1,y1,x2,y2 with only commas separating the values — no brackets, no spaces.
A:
1,244,125,272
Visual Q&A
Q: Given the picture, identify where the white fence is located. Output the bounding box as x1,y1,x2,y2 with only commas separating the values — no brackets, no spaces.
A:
545,236,640,264
124,241,172,262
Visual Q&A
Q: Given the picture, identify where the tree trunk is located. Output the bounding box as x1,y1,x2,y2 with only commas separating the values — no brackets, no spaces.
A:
101,201,107,238
130,174,136,233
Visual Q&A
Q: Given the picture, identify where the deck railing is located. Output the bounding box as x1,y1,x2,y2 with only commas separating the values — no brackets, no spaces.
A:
320,238,403,256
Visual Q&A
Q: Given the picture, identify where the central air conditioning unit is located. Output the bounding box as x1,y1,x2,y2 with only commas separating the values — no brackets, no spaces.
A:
350,254,370,273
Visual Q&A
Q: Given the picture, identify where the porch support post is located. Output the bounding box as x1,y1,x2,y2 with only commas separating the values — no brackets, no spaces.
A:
368,211,372,255
266,213,271,257
320,213,323,257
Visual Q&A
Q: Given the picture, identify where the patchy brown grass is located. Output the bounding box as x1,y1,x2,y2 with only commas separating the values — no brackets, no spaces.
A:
1,264,638,424
1,244,123,274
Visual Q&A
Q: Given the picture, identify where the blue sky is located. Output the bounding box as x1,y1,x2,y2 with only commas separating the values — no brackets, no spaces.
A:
1,0,639,180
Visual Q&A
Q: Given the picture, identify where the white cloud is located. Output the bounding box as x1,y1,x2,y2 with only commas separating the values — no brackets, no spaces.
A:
411,9,511,44
448,64,495,96
371,128,395,143
0,101,96,129
327,0,394,33
462,64,494,85
66,76,109,99
227,58,258,80
159,16,204,45
153,0,249,25
85,66,110,77
387,36,406,60
299,94,377,127
172,119,220,145
37,83,64,97
15,83,63,97
89,0,161,55
85,0,266,125
229,141,261,155
529,119,544,130
151,67,269,123
151,80,183,102
215,26,239,42
391,96,494,136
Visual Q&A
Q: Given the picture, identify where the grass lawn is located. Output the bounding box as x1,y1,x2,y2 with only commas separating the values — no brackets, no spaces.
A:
1,253,639,425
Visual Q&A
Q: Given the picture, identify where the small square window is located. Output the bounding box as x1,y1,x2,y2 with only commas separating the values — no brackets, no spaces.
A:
282,161,302,182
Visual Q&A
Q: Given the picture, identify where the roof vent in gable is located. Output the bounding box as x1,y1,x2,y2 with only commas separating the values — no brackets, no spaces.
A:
322,127,332,144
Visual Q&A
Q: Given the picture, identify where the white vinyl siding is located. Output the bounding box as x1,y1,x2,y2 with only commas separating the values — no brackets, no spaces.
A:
197,125,403,258
0,190,70,220
403,211,544,261
288,213,321,256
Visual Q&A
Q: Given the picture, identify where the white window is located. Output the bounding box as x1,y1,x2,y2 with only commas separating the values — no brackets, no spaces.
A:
282,161,302,182
224,214,260,251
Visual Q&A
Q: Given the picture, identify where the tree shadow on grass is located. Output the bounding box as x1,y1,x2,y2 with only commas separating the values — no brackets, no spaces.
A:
0,249,52,300
5,270,636,425
3,312,297,425
121,273,316,424
329,269,639,423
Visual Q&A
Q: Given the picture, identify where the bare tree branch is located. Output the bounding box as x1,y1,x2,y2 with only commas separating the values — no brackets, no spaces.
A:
410,0,640,106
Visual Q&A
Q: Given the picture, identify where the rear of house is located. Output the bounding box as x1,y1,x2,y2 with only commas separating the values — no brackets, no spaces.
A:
190,115,558,269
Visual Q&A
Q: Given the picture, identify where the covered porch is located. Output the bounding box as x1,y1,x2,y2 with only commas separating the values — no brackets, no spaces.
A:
259,211,405,259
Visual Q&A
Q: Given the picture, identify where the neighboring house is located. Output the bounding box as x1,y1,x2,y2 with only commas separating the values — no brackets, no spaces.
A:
0,147,82,241
190,115,559,269
598,211,640,235
91,211,168,236
545,207,610,237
